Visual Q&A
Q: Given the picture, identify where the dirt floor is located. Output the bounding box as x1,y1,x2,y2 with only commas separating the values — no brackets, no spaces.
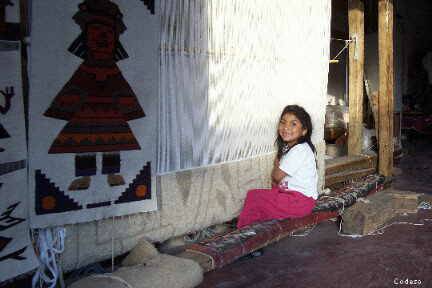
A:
198,134,432,288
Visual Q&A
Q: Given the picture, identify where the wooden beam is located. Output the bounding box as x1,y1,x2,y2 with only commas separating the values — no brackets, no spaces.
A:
348,0,365,155
378,0,394,177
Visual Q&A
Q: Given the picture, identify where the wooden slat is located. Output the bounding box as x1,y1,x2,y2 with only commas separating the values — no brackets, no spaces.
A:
325,154,376,176
348,0,365,155
378,0,394,176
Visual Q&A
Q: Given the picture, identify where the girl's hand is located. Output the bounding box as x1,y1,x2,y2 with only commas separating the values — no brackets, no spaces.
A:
273,157,280,167
271,166,287,185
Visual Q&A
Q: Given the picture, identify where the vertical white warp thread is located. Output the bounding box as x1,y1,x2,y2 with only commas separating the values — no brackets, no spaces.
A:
158,0,331,173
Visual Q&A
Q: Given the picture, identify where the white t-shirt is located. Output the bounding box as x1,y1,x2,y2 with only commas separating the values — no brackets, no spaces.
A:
279,143,318,199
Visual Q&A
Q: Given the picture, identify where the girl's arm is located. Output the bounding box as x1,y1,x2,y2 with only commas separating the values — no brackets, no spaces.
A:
271,157,287,186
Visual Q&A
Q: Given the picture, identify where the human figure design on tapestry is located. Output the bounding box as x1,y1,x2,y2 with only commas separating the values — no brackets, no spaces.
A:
44,0,145,191
0,86,14,153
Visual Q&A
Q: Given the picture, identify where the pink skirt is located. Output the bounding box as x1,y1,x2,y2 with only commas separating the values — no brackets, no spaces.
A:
237,186,316,229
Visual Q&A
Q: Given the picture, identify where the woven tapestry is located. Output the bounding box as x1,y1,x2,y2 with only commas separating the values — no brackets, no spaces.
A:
28,0,158,228
0,42,38,283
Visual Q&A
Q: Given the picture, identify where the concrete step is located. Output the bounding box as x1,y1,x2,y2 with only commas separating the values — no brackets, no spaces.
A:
325,154,377,188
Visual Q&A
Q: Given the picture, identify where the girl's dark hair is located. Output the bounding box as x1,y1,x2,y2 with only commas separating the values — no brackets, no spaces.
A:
275,105,316,159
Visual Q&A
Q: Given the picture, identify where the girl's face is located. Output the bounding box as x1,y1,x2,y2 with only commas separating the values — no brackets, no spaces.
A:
278,112,307,147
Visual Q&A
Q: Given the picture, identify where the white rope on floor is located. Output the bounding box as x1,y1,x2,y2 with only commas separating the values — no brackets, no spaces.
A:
90,274,133,288
32,227,66,288
337,219,432,239
291,224,317,237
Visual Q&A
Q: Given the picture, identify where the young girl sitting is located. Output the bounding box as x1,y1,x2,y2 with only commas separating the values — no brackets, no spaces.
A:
237,105,318,229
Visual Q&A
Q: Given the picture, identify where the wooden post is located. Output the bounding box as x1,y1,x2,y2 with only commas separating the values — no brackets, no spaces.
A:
348,0,365,156
378,0,394,177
